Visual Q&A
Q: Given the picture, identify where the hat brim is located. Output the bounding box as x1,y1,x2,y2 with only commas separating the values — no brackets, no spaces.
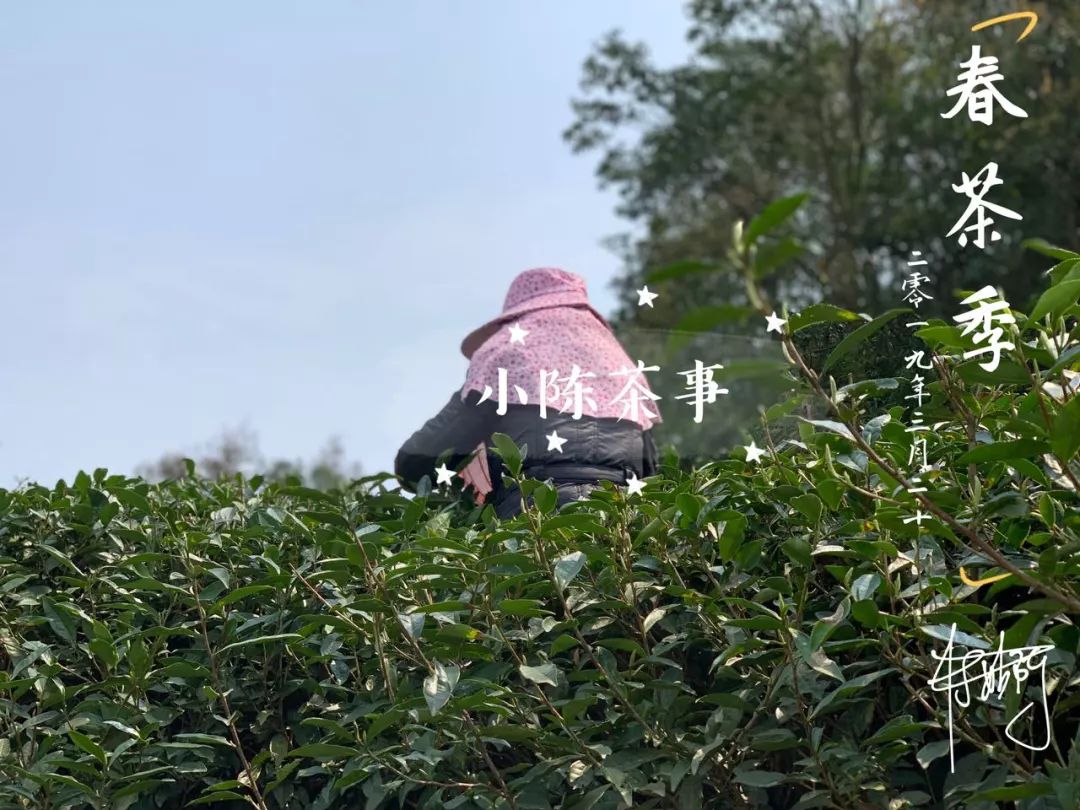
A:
461,301,612,359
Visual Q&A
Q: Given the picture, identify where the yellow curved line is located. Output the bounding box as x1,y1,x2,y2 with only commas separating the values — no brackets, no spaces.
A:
959,566,1012,588
971,11,1039,42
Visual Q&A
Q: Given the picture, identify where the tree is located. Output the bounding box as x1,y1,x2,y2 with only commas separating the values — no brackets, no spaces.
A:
567,0,1080,318
137,426,362,488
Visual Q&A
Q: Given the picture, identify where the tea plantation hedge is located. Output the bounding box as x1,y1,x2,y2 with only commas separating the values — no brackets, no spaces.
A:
5,246,1080,808
2,426,1080,808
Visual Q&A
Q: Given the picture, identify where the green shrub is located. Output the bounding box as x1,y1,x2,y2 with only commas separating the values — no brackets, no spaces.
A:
4,252,1080,807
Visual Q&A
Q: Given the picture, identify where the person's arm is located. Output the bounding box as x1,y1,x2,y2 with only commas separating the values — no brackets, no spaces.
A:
642,429,659,477
395,390,491,490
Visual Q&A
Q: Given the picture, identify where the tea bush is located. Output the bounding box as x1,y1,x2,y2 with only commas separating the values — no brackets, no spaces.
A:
4,240,1080,808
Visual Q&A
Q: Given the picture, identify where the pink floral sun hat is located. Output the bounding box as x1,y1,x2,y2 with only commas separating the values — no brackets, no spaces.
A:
459,268,661,431
460,268,611,359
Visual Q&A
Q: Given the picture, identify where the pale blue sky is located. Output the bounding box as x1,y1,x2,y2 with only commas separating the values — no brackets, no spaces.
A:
0,2,690,485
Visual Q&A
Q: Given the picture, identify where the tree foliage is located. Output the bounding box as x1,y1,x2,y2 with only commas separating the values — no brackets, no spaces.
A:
137,428,361,491
567,0,1080,318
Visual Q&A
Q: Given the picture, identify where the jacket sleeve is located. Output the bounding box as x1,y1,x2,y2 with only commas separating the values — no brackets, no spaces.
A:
642,429,659,477
395,390,492,491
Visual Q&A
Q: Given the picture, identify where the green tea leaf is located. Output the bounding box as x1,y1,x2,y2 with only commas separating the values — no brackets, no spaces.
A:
851,573,881,600
491,433,524,477
789,303,861,332
733,769,787,788
1024,238,1080,262
1051,395,1080,460
1029,279,1080,322
971,783,1053,801
743,193,808,245
791,494,822,524
519,663,559,686
916,740,951,769
68,730,107,766
423,662,460,714
217,634,303,655
554,552,587,591
957,439,1048,464
286,744,360,761
41,597,77,645
799,418,856,442
822,308,908,373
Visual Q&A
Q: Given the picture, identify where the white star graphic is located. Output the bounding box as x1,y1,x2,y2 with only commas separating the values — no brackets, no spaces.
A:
744,441,766,464
765,311,787,334
434,463,456,485
636,285,659,308
626,473,646,497
546,430,568,453
508,323,529,344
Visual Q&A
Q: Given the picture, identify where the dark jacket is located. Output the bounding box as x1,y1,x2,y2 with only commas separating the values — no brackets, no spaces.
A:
395,389,658,518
